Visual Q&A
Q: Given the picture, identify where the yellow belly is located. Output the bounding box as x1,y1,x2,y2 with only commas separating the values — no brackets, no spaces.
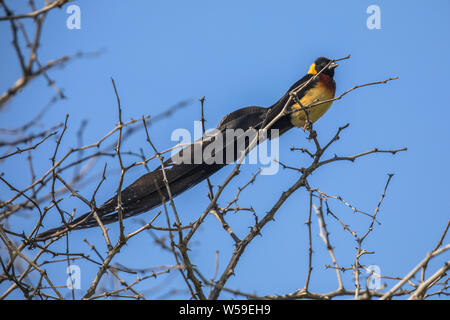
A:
290,83,335,128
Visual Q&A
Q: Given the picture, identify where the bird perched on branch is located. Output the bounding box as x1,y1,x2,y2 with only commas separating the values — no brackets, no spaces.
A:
35,56,338,241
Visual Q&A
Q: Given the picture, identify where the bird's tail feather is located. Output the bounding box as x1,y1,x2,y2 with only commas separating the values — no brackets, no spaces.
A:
34,105,280,241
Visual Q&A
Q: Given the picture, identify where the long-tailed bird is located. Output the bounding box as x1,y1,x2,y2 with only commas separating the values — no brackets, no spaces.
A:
35,56,338,241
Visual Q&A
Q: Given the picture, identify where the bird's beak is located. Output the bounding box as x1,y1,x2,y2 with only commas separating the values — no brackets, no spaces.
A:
328,62,339,69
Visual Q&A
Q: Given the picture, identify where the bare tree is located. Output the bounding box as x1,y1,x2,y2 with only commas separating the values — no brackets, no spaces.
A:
0,1,448,300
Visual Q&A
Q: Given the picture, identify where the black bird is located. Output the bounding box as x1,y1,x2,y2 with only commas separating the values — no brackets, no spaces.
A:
35,57,338,241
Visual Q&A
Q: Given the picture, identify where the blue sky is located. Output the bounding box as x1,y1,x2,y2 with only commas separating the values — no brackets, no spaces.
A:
0,0,449,299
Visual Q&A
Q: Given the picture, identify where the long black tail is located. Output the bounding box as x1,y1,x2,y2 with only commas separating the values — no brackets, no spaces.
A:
35,104,293,241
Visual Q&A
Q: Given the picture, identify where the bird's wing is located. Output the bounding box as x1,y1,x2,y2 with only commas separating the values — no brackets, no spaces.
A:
97,105,269,223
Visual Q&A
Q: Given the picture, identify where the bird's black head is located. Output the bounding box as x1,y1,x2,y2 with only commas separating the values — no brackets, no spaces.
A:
308,57,338,78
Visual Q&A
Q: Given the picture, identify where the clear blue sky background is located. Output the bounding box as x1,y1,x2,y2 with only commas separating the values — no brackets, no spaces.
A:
1,0,449,299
